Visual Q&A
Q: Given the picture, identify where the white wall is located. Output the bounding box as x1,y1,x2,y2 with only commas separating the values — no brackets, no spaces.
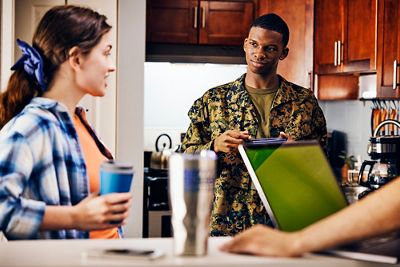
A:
1,0,14,91
321,100,372,161
117,0,145,238
144,62,247,150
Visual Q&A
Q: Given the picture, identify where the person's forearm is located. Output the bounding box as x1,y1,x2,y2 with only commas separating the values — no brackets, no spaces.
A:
293,178,400,253
39,205,77,230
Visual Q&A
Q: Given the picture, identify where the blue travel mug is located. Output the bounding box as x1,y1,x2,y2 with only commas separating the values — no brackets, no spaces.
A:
100,160,134,195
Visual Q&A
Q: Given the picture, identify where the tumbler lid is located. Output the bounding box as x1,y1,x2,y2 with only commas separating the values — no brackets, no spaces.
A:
101,160,134,172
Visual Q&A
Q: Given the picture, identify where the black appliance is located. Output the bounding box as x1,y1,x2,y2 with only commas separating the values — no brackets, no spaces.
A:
358,120,400,199
326,130,347,181
142,154,172,237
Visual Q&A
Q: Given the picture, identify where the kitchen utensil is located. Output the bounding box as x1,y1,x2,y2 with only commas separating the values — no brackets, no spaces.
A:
389,108,397,135
358,160,398,190
379,108,387,135
150,133,174,170
342,185,368,204
372,108,380,135
368,120,400,160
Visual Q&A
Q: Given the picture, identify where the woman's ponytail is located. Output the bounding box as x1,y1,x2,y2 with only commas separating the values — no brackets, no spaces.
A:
0,70,41,128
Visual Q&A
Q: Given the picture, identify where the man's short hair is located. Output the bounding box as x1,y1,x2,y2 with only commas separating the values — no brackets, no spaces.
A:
251,13,289,47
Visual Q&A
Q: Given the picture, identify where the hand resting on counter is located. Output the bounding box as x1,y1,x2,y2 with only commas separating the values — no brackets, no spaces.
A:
221,177,400,257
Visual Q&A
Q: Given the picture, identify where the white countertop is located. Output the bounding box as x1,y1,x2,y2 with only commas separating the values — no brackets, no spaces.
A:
0,237,393,267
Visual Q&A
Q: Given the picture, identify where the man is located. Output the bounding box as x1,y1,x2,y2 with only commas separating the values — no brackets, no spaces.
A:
221,177,400,256
181,13,327,236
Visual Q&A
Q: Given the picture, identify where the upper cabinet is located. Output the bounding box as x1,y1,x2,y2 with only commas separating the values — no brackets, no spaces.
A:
258,0,314,89
376,0,400,98
199,1,254,45
314,0,376,74
146,0,256,46
146,0,198,44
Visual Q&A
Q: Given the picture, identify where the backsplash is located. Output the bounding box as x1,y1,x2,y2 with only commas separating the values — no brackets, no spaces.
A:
321,100,372,162
321,74,378,162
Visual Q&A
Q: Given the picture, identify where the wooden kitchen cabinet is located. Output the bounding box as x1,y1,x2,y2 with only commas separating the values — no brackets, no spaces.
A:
199,1,254,45
314,0,376,74
258,0,314,89
376,0,400,98
146,0,256,45
146,0,198,44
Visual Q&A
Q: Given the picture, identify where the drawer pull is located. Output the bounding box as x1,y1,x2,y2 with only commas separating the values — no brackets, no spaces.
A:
394,60,399,90
193,7,198,29
334,41,338,66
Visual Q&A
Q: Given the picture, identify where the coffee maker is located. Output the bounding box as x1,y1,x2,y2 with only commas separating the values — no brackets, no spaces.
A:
358,120,400,198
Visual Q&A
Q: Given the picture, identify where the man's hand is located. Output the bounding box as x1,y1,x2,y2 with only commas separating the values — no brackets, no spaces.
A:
220,225,303,257
279,131,293,141
213,130,250,153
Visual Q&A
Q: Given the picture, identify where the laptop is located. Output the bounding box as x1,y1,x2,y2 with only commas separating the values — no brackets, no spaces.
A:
238,138,400,264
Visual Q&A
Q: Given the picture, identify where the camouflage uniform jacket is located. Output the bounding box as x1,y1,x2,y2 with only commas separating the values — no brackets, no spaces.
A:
181,74,327,236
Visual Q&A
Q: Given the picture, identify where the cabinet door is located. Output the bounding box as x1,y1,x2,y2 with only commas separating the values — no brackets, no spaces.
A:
146,0,198,44
199,1,254,45
376,0,400,98
342,0,376,73
258,0,314,89
314,0,343,74
14,0,64,60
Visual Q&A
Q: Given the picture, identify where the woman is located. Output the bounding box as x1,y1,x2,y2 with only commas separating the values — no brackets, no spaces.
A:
0,5,131,240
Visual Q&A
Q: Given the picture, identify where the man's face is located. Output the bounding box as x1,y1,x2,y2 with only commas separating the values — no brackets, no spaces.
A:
243,26,288,76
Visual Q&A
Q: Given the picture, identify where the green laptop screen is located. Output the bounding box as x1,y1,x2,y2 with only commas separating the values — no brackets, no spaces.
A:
245,142,347,232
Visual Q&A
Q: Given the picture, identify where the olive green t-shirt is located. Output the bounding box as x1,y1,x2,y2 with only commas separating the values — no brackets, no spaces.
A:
245,84,278,138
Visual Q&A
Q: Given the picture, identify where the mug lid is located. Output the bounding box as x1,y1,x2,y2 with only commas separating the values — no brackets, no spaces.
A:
101,160,134,171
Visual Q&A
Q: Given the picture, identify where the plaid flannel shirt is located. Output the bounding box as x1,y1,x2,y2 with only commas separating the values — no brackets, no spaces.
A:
0,97,91,240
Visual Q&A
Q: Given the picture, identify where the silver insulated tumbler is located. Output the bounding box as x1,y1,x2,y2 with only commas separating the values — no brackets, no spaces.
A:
169,150,217,256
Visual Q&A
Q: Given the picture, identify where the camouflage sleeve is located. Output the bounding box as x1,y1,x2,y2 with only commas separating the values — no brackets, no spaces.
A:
181,98,214,153
311,96,328,149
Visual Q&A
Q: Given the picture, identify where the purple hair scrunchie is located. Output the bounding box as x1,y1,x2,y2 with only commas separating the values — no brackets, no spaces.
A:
11,39,47,91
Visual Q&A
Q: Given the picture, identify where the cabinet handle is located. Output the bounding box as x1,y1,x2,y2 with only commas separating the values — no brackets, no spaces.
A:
201,7,206,28
334,41,338,66
193,7,198,29
394,60,397,90
337,40,342,66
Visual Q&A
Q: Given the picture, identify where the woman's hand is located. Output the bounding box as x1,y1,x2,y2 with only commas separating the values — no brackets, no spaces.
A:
72,193,132,230
213,130,250,153
220,225,303,257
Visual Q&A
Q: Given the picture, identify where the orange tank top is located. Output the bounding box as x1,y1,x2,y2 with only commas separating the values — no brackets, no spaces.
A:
73,115,119,239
